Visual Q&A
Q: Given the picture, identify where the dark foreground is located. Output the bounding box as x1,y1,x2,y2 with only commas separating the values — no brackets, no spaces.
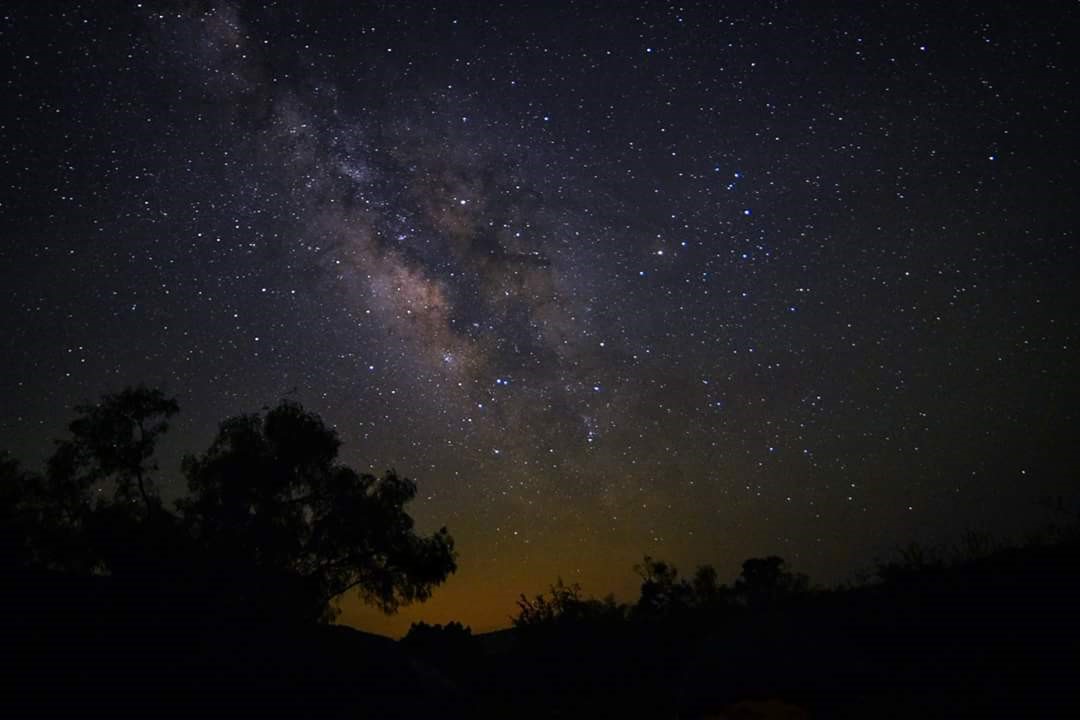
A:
4,539,1079,719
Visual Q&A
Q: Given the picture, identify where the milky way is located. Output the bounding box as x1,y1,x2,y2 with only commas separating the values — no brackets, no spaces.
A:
2,1,1077,634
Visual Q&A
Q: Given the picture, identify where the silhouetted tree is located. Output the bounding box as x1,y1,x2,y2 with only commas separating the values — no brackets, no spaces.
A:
734,556,808,609
25,386,186,576
690,564,732,609
401,620,479,674
634,555,694,616
403,620,473,644
0,388,182,576
515,577,580,627
55,385,179,511
874,542,945,586
514,578,626,630
178,400,456,622
631,557,735,618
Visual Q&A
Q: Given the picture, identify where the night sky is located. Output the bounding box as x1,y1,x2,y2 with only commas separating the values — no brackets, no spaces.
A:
2,1,1077,636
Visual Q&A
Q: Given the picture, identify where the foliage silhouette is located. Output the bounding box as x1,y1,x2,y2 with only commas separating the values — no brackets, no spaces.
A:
632,555,734,617
179,399,457,621
497,537,1080,717
633,555,693,616
404,620,474,644
59,384,179,511
402,621,480,682
3,386,455,624
0,386,187,578
513,577,627,630
874,541,945,586
691,563,730,609
734,555,809,609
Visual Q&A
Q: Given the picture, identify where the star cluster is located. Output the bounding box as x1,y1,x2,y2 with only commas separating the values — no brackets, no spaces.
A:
2,1,1077,635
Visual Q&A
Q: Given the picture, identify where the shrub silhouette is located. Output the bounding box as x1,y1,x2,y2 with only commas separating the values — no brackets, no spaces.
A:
514,577,627,630
874,542,945,586
734,555,809,609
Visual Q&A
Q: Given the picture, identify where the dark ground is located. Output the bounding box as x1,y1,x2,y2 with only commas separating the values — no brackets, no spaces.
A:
3,538,1079,719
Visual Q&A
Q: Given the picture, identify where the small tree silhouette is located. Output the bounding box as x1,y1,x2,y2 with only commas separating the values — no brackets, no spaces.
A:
875,542,944,586
691,564,731,609
734,556,808,609
58,385,179,511
514,578,626,630
633,555,693,616
401,620,478,674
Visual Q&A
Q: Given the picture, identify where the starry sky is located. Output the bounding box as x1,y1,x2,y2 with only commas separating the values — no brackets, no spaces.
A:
2,1,1078,636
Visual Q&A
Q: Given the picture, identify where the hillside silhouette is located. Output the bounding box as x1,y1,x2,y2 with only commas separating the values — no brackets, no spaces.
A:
2,387,1078,718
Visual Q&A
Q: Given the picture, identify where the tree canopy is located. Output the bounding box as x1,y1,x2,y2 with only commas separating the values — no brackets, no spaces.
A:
179,400,456,620
3,386,455,624
735,555,809,608
59,384,179,510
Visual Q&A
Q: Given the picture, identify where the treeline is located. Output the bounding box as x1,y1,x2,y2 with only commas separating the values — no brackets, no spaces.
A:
406,521,1078,646
402,525,1080,718
514,554,809,628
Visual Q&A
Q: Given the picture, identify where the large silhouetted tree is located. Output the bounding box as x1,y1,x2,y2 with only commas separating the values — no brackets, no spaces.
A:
179,400,457,622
